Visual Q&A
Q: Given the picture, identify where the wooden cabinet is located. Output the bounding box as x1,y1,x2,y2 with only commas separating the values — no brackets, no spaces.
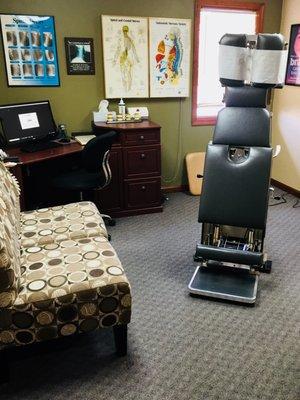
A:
96,148,123,212
93,120,163,217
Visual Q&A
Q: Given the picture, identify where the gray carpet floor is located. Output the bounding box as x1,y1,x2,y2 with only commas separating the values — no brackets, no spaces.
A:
1,192,299,400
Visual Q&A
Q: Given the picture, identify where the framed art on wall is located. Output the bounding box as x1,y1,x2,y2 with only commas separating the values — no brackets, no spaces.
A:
285,24,300,86
101,15,149,98
0,14,60,87
64,37,95,75
149,17,191,98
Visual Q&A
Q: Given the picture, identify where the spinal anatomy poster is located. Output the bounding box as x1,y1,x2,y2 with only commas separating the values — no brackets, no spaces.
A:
149,17,191,97
101,15,149,98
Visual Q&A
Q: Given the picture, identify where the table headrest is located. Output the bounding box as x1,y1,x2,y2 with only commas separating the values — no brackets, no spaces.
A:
224,87,267,108
219,33,287,88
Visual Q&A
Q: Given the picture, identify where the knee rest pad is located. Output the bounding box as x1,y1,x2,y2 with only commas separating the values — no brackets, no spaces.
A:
195,243,264,266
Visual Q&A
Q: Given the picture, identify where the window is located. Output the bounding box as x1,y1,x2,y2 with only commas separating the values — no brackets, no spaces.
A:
192,1,265,125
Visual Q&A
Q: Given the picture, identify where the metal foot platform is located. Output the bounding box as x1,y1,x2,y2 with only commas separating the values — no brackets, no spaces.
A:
188,263,258,304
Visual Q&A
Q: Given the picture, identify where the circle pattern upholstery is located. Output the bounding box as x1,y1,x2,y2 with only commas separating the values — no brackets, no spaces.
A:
0,162,21,308
0,163,131,348
20,202,108,248
0,236,131,347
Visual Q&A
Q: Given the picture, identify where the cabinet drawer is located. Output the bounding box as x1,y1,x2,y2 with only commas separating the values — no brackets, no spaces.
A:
124,178,161,209
124,146,161,178
123,129,160,146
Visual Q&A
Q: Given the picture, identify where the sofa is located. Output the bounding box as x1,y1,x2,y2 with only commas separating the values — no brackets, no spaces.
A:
0,161,131,380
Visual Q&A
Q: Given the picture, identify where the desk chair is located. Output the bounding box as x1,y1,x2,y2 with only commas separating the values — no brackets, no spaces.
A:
52,130,117,226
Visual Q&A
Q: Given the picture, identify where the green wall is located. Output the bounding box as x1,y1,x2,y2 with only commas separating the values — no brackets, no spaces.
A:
0,0,283,187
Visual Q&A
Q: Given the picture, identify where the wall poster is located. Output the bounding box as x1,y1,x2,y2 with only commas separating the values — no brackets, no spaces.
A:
0,14,60,86
65,37,95,75
285,24,300,86
101,15,148,98
149,17,191,97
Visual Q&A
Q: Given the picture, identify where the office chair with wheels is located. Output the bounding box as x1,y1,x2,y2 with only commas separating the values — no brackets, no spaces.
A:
52,130,117,226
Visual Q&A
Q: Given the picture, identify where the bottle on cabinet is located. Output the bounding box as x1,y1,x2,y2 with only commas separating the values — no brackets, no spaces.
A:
118,98,126,118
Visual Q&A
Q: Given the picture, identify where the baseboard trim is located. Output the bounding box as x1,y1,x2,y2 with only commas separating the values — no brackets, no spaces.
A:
162,184,189,193
271,179,300,198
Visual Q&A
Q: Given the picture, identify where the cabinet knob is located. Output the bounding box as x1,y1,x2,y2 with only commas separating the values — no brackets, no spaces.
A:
140,135,145,140
140,153,146,159
141,185,146,191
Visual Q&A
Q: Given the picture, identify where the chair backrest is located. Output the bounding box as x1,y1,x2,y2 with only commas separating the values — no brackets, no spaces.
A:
0,162,21,307
81,131,118,172
198,144,272,229
199,86,272,229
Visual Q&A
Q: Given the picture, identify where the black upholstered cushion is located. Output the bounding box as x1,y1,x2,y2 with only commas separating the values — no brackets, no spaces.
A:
198,144,272,229
224,87,267,108
252,33,285,89
195,244,263,266
257,33,285,50
219,33,247,87
219,33,247,47
213,107,270,147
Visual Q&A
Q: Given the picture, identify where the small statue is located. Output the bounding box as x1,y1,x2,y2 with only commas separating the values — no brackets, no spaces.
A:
98,99,109,113
94,99,109,122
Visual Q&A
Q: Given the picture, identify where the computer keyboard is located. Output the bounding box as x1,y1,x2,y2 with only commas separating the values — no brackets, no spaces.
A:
20,141,61,153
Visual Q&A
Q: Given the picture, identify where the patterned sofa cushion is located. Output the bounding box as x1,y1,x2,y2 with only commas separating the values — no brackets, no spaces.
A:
20,201,108,248
0,235,131,347
0,162,21,308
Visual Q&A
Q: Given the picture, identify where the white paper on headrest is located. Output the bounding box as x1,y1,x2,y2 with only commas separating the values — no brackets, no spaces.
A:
251,49,288,84
219,45,248,81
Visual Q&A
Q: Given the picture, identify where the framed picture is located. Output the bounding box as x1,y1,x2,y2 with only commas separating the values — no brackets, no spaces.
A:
101,15,149,98
0,14,60,87
149,17,191,98
64,37,95,75
285,24,300,86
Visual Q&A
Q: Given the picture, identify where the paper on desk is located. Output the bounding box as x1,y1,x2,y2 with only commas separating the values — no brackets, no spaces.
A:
74,135,96,146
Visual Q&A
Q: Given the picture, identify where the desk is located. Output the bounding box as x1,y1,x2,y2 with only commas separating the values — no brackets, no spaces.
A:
10,141,82,165
9,120,163,217
9,142,83,211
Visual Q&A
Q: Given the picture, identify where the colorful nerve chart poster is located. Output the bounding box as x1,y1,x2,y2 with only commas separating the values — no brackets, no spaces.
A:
101,15,148,98
0,14,60,86
149,17,191,97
